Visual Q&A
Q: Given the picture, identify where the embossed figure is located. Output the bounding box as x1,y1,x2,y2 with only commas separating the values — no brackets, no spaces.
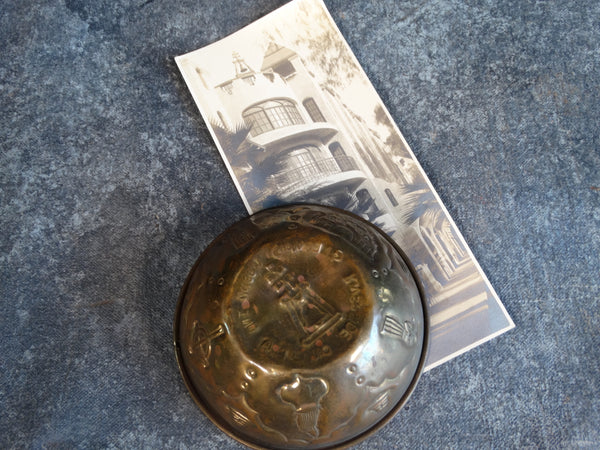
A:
381,315,417,346
227,405,251,427
265,262,344,348
230,228,256,249
369,389,391,413
278,375,328,438
188,322,225,368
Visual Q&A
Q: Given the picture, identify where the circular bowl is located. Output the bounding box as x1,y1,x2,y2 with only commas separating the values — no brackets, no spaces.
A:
174,204,428,449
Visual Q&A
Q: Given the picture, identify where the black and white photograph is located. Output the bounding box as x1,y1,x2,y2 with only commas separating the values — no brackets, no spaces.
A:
176,0,513,368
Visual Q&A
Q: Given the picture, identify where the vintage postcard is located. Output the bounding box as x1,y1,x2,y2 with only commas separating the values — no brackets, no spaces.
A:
175,0,514,369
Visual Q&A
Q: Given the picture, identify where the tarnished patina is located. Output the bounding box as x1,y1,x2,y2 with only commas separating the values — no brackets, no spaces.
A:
174,204,428,449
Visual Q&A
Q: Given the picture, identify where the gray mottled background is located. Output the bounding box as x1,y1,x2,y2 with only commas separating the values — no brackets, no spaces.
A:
1,0,598,448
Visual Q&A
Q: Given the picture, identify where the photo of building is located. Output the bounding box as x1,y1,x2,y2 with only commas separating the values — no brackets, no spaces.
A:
175,0,513,368
189,43,408,237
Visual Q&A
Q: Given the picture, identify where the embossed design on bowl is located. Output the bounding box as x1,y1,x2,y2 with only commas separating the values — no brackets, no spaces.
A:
174,204,428,449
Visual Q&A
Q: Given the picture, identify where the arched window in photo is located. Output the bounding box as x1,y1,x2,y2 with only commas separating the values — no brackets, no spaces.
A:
303,98,325,122
270,145,323,187
329,142,357,171
285,147,321,178
385,188,399,207
243,99,304,136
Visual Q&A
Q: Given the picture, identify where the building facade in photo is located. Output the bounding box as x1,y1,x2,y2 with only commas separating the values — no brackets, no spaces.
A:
192,43,415,236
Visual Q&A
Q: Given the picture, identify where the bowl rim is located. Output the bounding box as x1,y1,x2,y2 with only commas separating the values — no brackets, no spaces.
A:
173,203,430,449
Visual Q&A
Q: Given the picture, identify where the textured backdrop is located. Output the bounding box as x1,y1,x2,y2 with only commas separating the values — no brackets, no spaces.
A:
1,0,598,448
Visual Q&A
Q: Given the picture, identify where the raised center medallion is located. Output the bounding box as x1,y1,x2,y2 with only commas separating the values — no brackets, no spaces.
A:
227,228,372,369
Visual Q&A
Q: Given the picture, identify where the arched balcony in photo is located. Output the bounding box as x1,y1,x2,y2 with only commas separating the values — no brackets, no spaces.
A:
242,99,305,137
267,144,362,192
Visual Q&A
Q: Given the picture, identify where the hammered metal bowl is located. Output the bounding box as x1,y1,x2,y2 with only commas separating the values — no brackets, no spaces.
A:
174,204,428,449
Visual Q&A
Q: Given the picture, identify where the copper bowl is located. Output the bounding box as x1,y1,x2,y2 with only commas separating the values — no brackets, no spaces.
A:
174,204,428,449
